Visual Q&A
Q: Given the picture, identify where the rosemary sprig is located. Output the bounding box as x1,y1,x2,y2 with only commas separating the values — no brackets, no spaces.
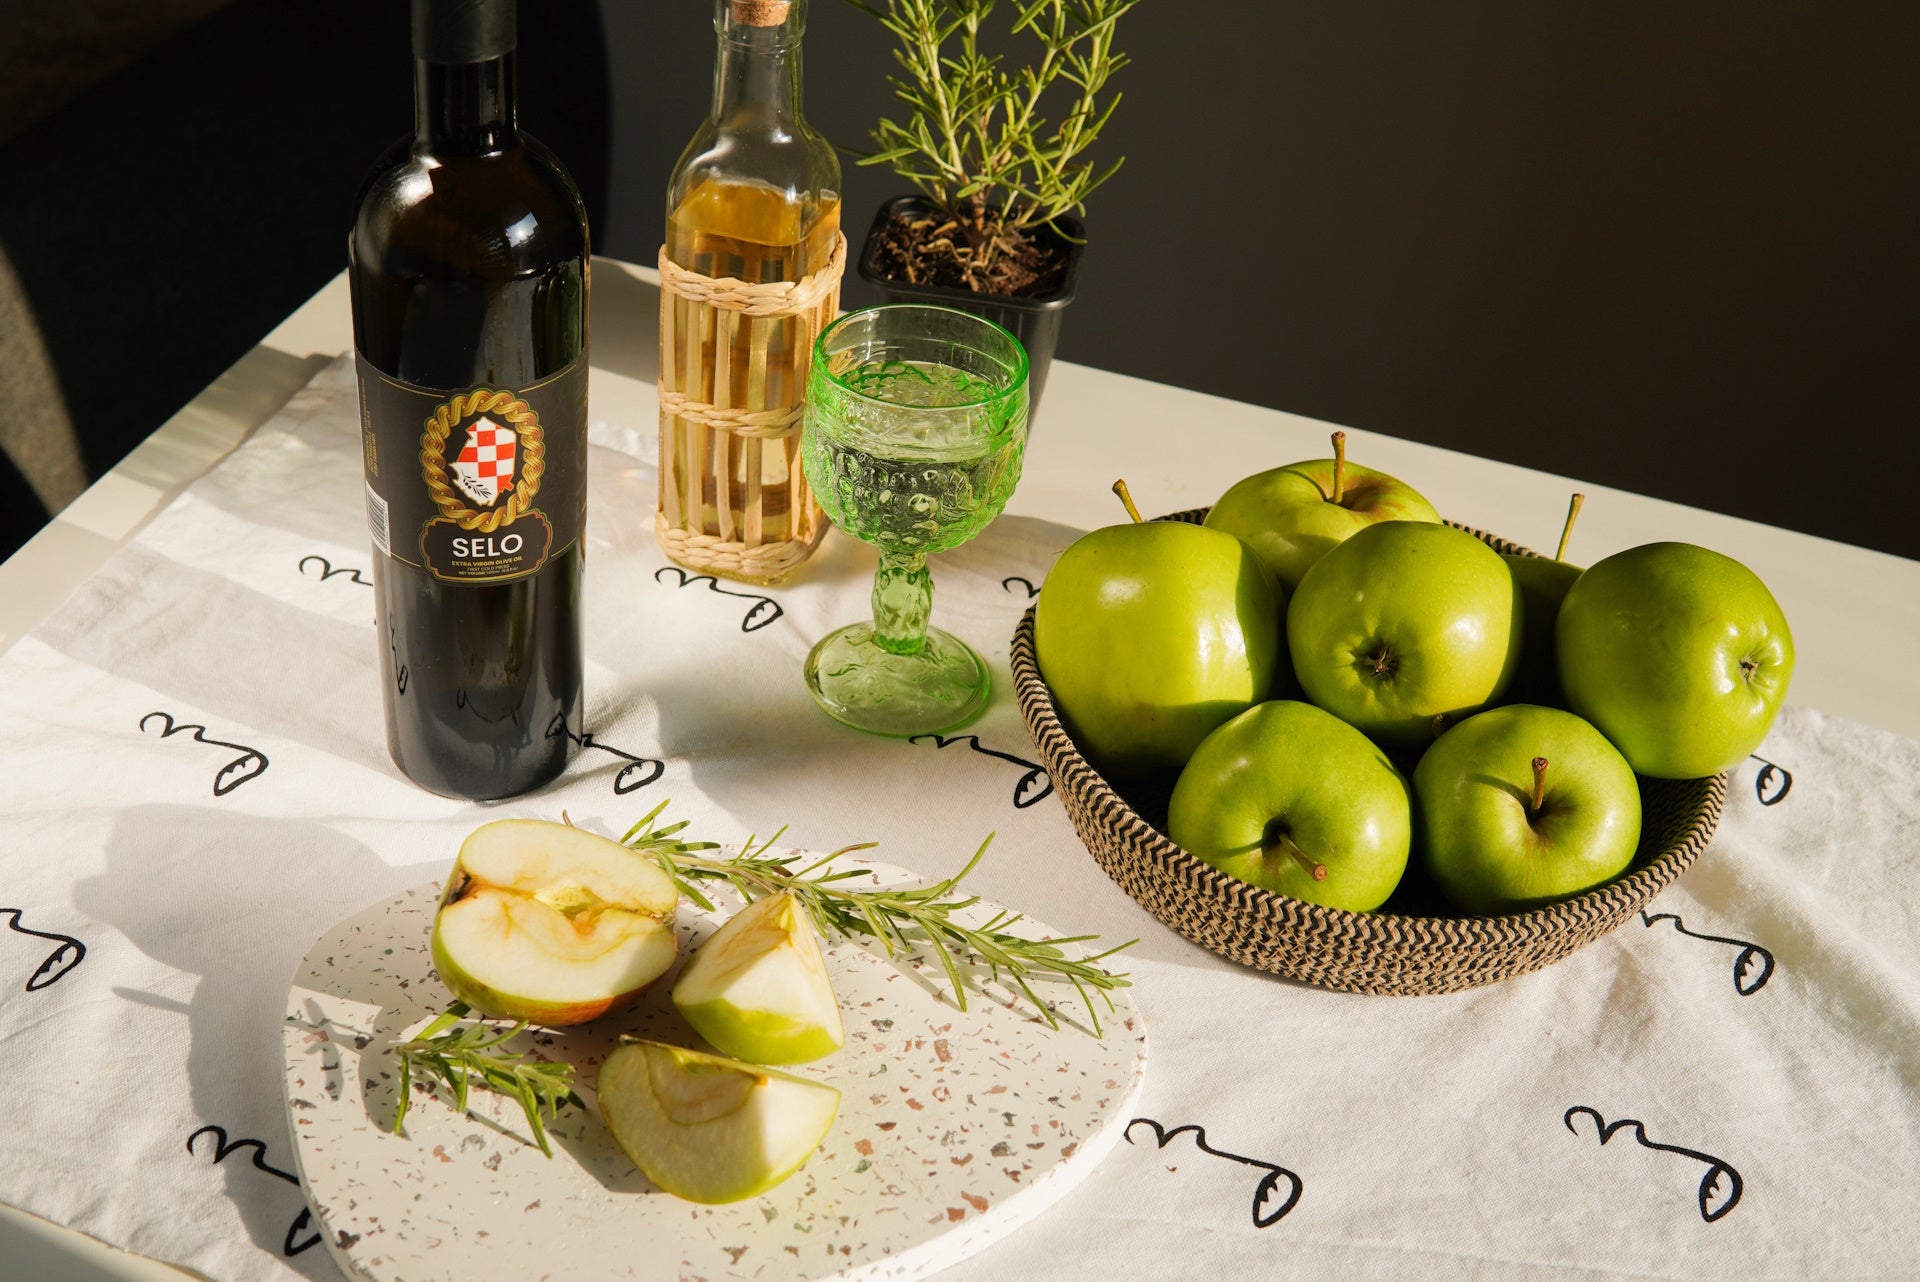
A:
618,801,1133,1034
390,1001,580,1158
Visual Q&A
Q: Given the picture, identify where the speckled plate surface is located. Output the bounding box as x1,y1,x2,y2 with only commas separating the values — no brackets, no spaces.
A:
282,853,1147,1282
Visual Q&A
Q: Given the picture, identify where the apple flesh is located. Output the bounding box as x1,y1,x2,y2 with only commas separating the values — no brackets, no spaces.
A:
1035,513,1282,775
1556,542,1794,778
1414,704,1642,916
1168,700,1412,912
431,820,678,1026
1287,520,1522,751
597,1038,840,1204
672,891,844,1066
1204,431,1442,587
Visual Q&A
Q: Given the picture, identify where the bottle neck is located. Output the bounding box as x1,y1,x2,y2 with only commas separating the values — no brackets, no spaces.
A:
713,14,805,124
415,54,518,153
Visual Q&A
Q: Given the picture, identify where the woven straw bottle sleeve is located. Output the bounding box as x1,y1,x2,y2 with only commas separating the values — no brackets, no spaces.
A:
654,232,846,584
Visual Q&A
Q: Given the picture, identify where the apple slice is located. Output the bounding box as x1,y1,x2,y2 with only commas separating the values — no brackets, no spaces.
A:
431,819,678,1026
672,891,844,1065
597,1038,841,1204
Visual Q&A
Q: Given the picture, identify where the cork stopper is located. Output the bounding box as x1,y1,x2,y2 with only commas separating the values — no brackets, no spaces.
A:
730,0,790,25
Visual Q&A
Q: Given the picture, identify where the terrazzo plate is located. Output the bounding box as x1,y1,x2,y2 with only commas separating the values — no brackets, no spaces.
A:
282,852,1147,1282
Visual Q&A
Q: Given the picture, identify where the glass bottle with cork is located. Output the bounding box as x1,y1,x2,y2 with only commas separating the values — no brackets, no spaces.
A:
657,0,842,585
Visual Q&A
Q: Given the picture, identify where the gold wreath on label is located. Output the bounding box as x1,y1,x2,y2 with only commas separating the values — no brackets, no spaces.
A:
419,389,547,533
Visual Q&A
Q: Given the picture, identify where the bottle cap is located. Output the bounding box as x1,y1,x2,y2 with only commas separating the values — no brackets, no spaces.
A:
413,0,517,63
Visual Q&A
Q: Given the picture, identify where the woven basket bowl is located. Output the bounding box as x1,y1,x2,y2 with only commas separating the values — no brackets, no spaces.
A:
1011,508,1729,996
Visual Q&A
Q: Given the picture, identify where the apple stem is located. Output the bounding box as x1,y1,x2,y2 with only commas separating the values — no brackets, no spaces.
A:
1111,479,1145,525
1269,834,1329,882
1556,493,1585,563
1330,431,1348,506
561,810,574,827
1530,756,1549,813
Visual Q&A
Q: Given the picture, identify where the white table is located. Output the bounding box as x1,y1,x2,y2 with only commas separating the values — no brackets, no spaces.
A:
5,256,1917,1281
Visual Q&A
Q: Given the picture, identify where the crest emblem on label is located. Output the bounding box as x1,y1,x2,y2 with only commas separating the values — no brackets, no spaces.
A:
424,390,544,525
416,388,553,582
451,416,519,508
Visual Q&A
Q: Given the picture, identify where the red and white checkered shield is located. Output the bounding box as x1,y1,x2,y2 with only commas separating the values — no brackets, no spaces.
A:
450,416,518,508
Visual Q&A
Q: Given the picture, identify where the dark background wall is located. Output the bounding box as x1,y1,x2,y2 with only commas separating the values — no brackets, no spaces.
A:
1,0,1914,562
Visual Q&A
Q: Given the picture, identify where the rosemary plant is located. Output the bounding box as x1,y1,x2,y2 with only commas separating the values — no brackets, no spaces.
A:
848,0,1136,263
390,1002,580,1158
620,801,1133,1034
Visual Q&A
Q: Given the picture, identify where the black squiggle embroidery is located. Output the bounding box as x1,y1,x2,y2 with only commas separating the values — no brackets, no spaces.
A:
187,1125,300,1185
283,1207,323,1257
297,555,372,588
139,712,269,796
909,733,1053,808
1641,911,1775,995
1749,754,1792,806
187,1126,317,1258
654,566,783,633
1563,1107,1743,1223
1125,1118,1302,1228
1,908,87,991
1001,575,1040,600
545,713,666,794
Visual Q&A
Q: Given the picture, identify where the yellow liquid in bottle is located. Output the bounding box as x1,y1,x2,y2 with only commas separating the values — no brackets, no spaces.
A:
661,178,841,581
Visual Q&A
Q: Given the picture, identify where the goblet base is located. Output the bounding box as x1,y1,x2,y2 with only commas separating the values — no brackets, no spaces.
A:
803,623,992,737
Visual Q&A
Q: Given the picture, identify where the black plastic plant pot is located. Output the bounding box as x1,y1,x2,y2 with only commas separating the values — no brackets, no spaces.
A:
856,195,1083,418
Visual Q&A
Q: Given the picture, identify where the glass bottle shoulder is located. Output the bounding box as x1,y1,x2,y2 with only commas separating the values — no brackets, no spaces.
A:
665,116,839,277
351,132,589,282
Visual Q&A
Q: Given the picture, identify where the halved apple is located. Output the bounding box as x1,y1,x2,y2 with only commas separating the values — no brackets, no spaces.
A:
598,1038,840,1204
672,891,845,1065
430,819,678,1026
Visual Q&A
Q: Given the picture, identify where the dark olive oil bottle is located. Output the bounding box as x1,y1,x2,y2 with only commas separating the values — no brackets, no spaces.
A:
350,0,588,799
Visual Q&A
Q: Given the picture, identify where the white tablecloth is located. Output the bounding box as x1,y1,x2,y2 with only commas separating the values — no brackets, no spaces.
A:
1,357,1916,1281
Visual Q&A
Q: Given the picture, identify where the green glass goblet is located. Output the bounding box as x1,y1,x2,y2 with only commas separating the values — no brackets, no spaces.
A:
800,304,1030,736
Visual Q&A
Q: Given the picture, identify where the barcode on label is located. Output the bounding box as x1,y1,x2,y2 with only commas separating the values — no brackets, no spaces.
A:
366,481,391,557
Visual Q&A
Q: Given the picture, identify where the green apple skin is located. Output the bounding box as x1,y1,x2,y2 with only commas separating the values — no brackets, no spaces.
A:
676,1003,840,1065
1035,520,1284,776
1414,704,1642,916
1204,458,1441,588
1501,554,1583,706
1556,542,1794,779
1168,700,1412,912
1287,521,1523,751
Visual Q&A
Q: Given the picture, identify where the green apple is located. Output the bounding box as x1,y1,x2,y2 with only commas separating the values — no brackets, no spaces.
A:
1501,493,1586,706
1557,542,1794,778
1168,700,1412,911
431,820,678,1026
1204,430,1442,587
1288,520,1523,751
597,1038,840,1204
672,892,844,1066
1414,704,1642,916
1035,481,1283,775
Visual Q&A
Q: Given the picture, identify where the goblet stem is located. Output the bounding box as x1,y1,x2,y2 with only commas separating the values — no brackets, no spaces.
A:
871,550,932,655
